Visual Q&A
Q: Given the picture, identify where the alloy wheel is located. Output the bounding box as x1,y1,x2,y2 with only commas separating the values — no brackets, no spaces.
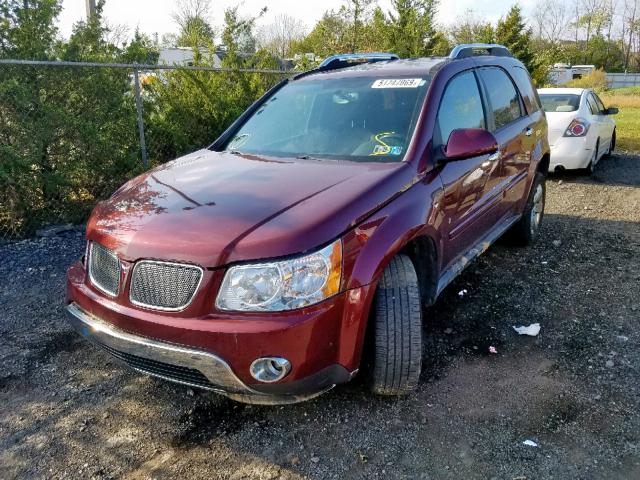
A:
530,183,544,235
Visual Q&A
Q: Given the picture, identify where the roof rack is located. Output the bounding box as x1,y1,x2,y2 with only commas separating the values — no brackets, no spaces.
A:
449,44,512,59
318,53,399,71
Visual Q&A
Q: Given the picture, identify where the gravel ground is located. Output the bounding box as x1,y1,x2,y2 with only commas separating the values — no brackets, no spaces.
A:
1,153,639,480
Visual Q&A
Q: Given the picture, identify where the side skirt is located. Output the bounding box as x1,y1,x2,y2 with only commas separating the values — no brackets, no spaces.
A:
436,213,521,297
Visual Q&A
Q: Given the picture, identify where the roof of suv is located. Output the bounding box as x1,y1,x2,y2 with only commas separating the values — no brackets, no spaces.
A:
294,44,517,80
296,57,449,81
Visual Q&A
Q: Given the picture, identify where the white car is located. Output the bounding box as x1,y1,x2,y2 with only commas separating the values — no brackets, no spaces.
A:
537,88,617,174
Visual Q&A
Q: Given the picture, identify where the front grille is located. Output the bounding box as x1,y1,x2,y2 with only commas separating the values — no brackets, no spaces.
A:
129,260,202,311
99,343,217,390
88,242,121,296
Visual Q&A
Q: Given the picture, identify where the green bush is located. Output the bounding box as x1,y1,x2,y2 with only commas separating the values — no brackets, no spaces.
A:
0,1,283,238
566,68,609,93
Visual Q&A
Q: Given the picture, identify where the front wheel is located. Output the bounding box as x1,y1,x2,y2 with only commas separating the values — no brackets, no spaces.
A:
505,172,546,246
369,255,423,396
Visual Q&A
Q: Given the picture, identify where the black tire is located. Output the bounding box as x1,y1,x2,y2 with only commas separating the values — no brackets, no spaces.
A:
606,130,616,157
505,172,546,246
585,139,599,175
369,255,423,396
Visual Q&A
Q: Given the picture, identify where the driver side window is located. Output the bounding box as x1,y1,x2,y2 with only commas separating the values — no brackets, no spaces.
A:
436,71,486,146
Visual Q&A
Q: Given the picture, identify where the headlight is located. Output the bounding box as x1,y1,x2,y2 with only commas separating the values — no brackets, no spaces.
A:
216,239,342,312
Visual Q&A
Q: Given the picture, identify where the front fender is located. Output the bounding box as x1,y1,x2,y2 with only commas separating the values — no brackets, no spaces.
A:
336,173,444,370
343,172,443,291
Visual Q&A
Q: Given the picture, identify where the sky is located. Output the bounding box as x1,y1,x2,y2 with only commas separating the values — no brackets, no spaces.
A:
56,0,536,42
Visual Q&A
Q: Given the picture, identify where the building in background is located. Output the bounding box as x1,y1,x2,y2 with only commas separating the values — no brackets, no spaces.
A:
549,63,595,85
158,47,223,67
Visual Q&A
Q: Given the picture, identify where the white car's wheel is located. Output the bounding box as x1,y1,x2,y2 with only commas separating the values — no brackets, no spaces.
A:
585,139,599,176
606,130,616,157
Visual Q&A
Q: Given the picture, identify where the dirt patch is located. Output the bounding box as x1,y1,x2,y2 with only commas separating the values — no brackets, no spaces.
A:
1,153,639,479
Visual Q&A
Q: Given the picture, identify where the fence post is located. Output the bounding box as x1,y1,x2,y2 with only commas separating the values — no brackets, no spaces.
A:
133,64,148,167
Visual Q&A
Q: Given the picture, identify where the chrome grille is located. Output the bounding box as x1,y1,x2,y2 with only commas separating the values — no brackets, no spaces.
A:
130,261,202,311
88,242,121,296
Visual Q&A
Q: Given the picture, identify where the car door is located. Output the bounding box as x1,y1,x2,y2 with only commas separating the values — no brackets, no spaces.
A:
592,92,615,152
585,92,607,157
476,66,531,219
506,65,547,207
435,69,501,271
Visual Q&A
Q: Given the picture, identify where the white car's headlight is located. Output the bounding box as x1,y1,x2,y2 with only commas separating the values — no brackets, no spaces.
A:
216,239,342,312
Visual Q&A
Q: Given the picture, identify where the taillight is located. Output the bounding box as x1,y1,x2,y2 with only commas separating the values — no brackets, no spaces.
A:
563,118,589,137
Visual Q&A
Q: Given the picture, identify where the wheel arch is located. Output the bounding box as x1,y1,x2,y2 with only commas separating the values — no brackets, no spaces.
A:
340,180,443,371
398,235,439,307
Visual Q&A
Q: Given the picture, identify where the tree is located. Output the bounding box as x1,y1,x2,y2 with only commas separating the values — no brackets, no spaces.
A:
220,6,266,62
0,0,149,236
532,0,570,43
346,0,375,52
120,29,160,64
0,0,61,59
385,0,442,57
172,0,215,54
290,10,351,59
256,14,306,58
576,0,608,46
496,5,535,71
146,6,279,163
449,9,495,44
622,0,639,70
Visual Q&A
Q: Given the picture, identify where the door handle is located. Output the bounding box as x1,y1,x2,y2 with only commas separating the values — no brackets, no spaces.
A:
488,150,501,161
525,127,533,137
482,150,501,168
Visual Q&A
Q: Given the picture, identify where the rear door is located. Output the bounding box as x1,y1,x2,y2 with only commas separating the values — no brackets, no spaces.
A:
584,92,603,158
591,92,616,153
435,69,499,270
477,67,531,218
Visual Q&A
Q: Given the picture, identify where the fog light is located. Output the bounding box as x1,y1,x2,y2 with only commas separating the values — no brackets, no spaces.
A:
250,357,291,383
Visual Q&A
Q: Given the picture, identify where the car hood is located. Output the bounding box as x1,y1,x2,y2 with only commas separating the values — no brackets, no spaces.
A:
87,149,413,267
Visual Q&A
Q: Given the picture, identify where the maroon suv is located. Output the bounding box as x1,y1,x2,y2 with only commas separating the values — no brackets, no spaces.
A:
67,44,549,404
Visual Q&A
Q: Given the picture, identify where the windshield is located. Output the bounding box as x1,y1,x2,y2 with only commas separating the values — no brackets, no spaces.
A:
539,94,581,113
224,76,430,162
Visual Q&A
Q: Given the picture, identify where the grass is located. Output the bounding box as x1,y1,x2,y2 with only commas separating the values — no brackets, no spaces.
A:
601,88,640,152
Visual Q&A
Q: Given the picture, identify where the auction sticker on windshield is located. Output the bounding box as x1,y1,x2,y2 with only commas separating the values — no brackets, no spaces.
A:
372,78,424,88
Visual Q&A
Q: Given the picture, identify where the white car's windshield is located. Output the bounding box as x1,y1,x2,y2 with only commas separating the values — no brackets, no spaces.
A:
224,76,431,162
539,94,581,113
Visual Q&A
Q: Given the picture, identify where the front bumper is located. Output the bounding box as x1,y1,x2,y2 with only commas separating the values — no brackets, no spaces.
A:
549,137,592,171
66,302,352,404
66,260,373,404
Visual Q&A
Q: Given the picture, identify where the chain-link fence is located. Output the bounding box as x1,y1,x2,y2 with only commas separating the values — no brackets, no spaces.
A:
0,59,290,240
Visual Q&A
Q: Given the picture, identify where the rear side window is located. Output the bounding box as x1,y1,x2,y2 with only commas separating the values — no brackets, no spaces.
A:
478,68,523,130
586,94,599,115
436,71,485,145
593,94,606,112
510,66,540,113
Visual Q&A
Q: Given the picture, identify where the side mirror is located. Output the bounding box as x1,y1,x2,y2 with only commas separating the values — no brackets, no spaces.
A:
442,128,498,161
605,107,619,115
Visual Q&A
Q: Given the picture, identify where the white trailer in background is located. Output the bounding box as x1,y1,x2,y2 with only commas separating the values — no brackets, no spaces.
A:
549,64,595,86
